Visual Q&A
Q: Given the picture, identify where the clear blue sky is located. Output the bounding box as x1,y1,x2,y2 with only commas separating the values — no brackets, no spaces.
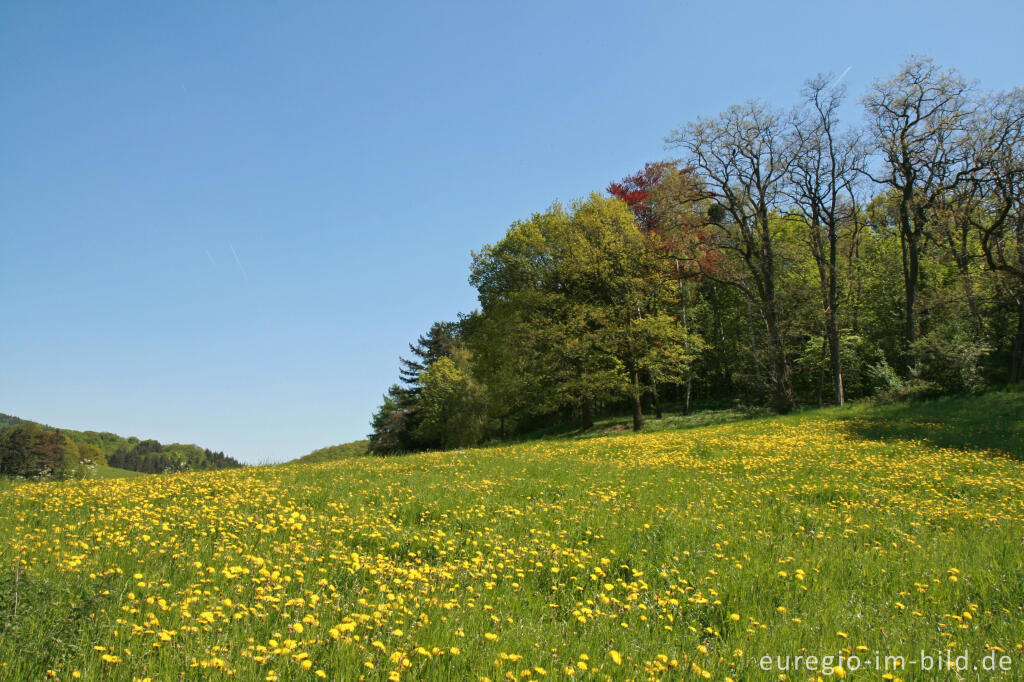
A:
2,1,1021,463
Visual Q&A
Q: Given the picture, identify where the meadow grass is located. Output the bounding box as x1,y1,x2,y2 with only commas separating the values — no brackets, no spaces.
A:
83,465,146,480
294,440,371,465
1,392,1022,680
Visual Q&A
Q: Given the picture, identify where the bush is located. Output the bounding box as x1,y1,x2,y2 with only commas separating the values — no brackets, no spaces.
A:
873,378,945,404
793,334,883,403
910,331,990,394
866,357,903,395
75,442,106,466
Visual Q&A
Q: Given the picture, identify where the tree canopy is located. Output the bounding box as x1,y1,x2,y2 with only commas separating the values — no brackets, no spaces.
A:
367,55,1024,453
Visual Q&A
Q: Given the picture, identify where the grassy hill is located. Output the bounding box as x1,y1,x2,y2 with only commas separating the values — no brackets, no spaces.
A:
1,391,1022,680
0,413,241,475
293,439,370,464
1,413,139,460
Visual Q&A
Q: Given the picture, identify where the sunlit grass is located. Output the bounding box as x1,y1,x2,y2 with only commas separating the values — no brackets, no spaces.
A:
1,392,1022,680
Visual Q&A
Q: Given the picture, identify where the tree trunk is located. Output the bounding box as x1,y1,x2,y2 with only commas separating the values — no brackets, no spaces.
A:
899,197,920,361
817,335,826,408
764,307,794,413
630,364,644,432
1011,297,1024,384
959,260,984,333
745,296,764,391
581,399,594,430
904,240,918,341
828,232,844,406
826,316,844,405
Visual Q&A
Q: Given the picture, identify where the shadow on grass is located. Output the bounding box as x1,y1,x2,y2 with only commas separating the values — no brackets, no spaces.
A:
489,403,772,446
837,389,1024,460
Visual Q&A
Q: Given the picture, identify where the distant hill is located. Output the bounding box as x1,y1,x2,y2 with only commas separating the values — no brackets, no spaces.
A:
0,413,242,475
293,439,370,464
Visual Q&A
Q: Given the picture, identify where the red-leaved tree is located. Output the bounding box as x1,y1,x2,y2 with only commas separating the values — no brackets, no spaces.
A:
608,162,719,278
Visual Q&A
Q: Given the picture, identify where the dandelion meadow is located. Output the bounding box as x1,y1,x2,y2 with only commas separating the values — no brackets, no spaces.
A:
2,393,1022,681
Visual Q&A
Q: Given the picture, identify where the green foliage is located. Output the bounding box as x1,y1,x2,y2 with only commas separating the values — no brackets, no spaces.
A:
415,353,488,449
910,329,992,394
368,388,415,455
0,413,241,475
106,440,241,474
368,322,465,454
0,424,78,479
364,57,1024,449
873,378,945,404
75,442,106,466
866,357,903,395
468,194,702,432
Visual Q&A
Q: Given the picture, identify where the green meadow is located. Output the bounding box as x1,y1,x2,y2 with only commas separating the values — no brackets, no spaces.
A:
1,391,1023,681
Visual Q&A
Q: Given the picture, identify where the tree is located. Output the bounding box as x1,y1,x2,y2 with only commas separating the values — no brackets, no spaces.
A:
398,321,460,392
0,424,77,478
666,100,797,412
368,321,462,453
862,56,978,360
470,194,700,431
470,202,627,428
786,74,865,405
968,87,1024,381
368,386,416,455
415,351,488,449
461,307,546,435
608,162,680,232
76,442,106,466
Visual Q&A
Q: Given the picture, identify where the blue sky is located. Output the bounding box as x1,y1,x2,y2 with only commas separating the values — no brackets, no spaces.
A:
2,1,1022,463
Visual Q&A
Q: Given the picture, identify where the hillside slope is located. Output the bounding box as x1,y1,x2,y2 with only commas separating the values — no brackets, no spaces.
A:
1,391,1022,680
0,413,242,474
293,439,370,464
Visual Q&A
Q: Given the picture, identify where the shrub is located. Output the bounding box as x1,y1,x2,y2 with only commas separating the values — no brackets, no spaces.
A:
866,357,903,395
910,331,991,394
873,378,945,404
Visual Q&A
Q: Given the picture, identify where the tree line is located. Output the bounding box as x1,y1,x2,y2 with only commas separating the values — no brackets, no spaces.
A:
106,440,241,474
0,414,242,478
368,56,1023,454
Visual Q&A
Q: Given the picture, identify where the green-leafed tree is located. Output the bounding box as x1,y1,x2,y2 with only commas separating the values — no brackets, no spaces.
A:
0,424,78,479
469,194,702,431
368,321,463,453
399,321,461,393
415,350,488,449
368,386,415,455
666,101,798,413
862,56,978,357
76,442,106,466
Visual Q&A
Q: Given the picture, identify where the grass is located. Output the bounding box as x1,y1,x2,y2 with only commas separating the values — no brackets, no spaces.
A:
82,464,146,480
292,439,370,464
495,404,772,445
1,390,1022,680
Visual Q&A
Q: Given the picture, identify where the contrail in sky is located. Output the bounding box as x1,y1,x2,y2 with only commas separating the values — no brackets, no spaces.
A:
205,250,216,266
829,66,852,89
229,243,248,282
